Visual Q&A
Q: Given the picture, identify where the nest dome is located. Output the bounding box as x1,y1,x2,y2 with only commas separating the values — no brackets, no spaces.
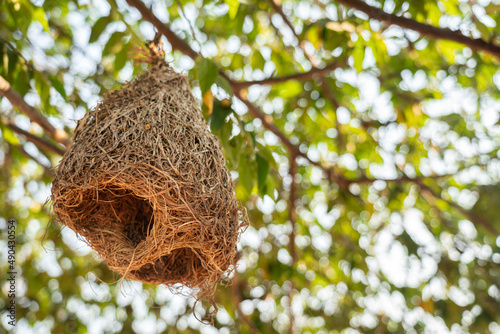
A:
51,58,248,298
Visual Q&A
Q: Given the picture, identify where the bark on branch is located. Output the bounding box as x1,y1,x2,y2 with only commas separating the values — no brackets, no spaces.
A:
335,0,500,60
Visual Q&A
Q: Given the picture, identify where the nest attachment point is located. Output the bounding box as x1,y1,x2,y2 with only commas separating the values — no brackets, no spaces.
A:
51,55,248,299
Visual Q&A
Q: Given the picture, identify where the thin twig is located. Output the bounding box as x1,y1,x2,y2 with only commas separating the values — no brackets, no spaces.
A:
10,144,54,177
174,0,203,52
2,118,66,156
126,0,199,59
0,36,34,71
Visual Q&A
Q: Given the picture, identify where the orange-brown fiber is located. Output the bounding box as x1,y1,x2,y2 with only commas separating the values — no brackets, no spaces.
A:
51,54,248,300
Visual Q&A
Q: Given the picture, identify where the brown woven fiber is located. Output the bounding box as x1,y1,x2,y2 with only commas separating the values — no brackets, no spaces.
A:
51,54,248,299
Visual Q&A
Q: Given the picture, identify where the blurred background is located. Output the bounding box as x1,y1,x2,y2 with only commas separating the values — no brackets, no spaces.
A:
1,0,500,333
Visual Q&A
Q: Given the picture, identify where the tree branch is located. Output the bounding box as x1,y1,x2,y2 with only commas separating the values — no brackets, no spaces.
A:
233,91,301,154
234,61,343,88
0,75,71,147
2,119,66,156
414,179,498,235
335,0,500,60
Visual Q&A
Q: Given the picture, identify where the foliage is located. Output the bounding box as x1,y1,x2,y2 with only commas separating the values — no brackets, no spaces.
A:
1,0,500,333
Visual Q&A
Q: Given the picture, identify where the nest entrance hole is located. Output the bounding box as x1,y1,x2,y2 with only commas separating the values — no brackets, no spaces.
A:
90,187,154,247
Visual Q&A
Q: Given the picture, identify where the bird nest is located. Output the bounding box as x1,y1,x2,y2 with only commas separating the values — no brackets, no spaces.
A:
51,55,248,299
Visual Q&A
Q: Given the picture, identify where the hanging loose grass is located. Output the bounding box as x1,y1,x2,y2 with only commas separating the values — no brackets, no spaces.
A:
51,49,248,300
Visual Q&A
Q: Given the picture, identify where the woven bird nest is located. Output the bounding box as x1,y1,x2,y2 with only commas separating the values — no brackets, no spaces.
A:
51,54,248,299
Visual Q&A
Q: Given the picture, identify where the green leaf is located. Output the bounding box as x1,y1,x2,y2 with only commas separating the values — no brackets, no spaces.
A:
1,124,19,145
256,154,269,193
273,80,302,98
216,75,232,96
7,51,17,80
33,6,50,32
218,120,237,167
475,21,491,42
89,16,111,43
198,57,219,95
369,34,388,65
7,2,32,35
103,31,125,55
306,25,322,49
238,155,254,194
441,1,460,15
34,73,50,110
437,40,462,63
224,0,239,20
485,3,500,14
352,38,365,73
49,75,66,99
14,67,29,96
228,135,243,166
211,100,232,131
252,51,266,70
114,43,131,73
256,143,276,168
